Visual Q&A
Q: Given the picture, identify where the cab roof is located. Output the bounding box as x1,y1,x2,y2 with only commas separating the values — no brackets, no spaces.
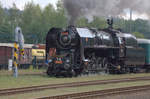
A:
137,39,150,44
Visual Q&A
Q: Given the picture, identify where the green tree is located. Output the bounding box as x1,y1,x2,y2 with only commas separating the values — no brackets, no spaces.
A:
132,32,145,38
0,2,5,26
77,17,107,29
21,2,43,43
89,17,107,29
76,17,88,27
42,3,56,32
55,0,67,28
8,3,21,24
0,2,14,42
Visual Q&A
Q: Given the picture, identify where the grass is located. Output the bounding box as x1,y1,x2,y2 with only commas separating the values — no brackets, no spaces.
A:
0,70,150,89
0,69,45,76
1,80,150,99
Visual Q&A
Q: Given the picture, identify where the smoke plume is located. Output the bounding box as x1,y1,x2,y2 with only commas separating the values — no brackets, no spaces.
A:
63,0,150,25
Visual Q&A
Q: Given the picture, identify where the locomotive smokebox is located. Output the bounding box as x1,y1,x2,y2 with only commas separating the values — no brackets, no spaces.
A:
59,32,71,47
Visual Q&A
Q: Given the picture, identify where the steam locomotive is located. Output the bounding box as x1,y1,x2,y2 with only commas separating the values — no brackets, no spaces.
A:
46,19,149,77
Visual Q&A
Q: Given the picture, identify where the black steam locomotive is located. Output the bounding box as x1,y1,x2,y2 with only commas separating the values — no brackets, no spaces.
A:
46,19,147,77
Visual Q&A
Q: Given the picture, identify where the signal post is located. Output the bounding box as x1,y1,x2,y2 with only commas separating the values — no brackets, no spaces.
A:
13,27,24,78
13,42,19,77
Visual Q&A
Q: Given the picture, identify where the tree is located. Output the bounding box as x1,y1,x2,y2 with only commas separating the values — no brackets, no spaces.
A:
0,2,14,42
132,32,145,38
21,2,43,43
76,17,88,27
42,3,56,31
76,17,107,29
0,2,4,25
88,17,107,29
8,3,21,24
55,0,67,28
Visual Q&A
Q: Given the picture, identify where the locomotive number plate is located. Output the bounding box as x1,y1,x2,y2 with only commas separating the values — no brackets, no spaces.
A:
55,61,63,64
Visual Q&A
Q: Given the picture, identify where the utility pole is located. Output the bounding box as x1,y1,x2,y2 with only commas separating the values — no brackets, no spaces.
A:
130,9,132,33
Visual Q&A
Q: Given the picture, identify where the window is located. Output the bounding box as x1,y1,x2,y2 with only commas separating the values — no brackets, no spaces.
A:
125,37,137,47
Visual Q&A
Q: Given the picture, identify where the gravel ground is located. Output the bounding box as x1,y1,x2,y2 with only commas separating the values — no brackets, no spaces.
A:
99,90,150,99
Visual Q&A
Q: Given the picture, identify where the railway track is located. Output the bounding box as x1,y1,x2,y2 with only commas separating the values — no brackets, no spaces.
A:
37,84,150,99
1,76,150,96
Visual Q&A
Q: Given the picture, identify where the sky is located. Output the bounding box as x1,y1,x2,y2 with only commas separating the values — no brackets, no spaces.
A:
123,9,148,20
0,0,59,10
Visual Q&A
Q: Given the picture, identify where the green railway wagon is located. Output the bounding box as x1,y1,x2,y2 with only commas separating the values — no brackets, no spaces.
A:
137,39,150,65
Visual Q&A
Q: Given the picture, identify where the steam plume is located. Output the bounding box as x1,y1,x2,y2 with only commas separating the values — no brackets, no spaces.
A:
63,0,150,25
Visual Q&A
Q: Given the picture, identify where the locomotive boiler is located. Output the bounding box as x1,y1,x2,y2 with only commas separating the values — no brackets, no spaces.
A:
46,20,146,77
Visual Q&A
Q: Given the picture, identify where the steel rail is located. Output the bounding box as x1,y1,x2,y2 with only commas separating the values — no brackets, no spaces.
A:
37,85,150,99
1,76,150,96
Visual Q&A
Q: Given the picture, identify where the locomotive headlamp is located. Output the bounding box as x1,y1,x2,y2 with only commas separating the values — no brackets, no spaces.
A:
62,35,69,43
66,59,70,63
59,34,71,46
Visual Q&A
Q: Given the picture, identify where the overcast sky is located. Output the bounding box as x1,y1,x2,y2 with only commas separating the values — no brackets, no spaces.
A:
0,0,58,10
